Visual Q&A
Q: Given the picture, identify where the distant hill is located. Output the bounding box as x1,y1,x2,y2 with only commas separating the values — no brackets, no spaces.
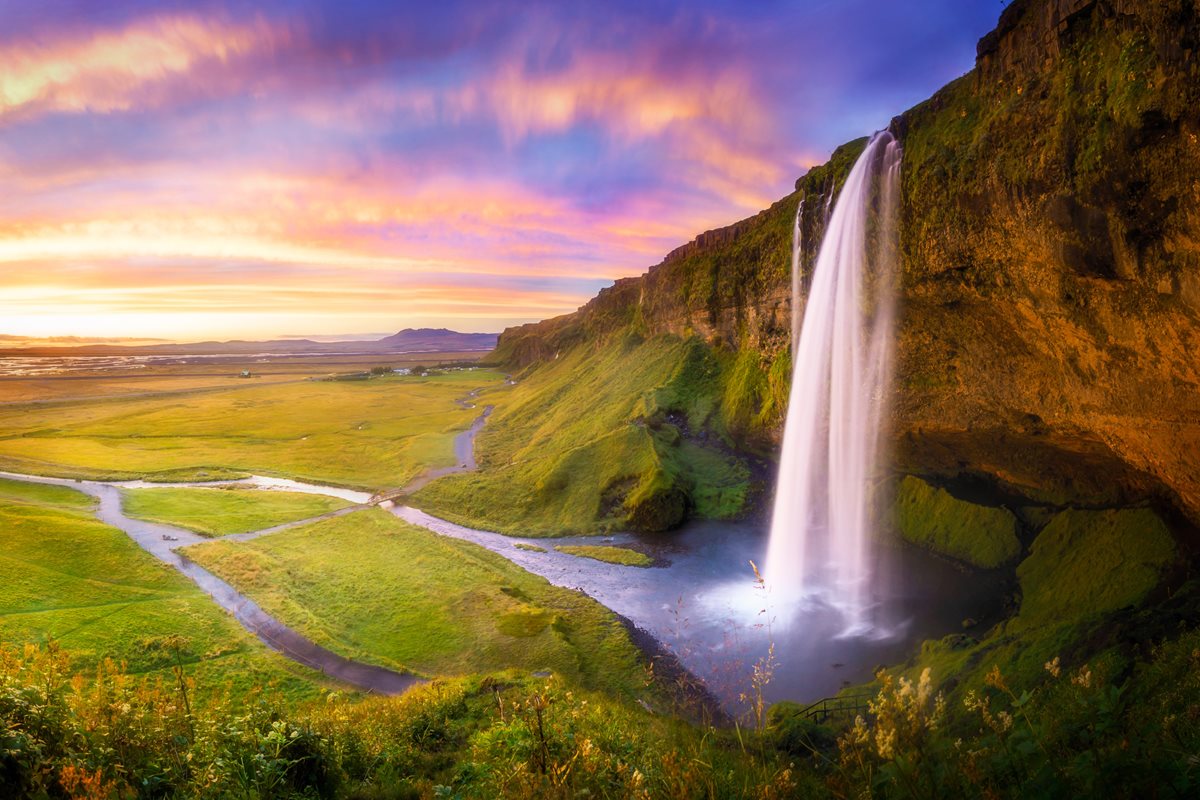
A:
0,328,498,357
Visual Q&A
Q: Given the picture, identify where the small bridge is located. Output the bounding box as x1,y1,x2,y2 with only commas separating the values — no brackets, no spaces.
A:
368,488,407,506
796,693,874,723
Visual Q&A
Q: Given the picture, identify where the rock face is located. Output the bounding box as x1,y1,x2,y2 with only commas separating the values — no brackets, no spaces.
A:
495,0,1200,525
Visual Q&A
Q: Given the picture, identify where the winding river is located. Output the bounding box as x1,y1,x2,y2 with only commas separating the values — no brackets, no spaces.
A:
2,387,1003,707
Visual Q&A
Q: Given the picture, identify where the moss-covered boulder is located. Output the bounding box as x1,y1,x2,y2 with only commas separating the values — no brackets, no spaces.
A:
1016,508,1176,627
893,475,1021,568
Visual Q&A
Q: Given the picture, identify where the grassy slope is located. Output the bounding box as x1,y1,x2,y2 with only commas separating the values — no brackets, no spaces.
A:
0,370,501,489
184,509,648,696
418,337,749,535
120,487,351,537
0,483,323,700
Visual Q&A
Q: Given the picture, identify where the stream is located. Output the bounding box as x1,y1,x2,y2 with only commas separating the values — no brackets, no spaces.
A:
2,387,1003,708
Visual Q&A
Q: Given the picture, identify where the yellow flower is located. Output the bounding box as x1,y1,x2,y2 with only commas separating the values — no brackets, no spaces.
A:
1044,657,1061,679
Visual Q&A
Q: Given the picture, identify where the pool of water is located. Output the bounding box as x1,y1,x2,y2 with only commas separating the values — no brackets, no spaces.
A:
394,508,1009,708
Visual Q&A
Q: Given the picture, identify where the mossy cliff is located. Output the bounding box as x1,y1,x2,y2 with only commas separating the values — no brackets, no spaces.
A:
453,0,1200,536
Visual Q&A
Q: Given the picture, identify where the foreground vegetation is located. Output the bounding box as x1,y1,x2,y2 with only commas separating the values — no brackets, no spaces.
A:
4,613,1199,799
0,483,323,702
120,487,352,537
184,510,648,694
0,371,501,490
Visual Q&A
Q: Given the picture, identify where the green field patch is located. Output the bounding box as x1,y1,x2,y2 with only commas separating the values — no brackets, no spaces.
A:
0,371,503,490
121,486,352,536
0,476,94,509
184,509,646,693
554,544,654,567
0,496,324,700
496,605,555,637
513,542,546,553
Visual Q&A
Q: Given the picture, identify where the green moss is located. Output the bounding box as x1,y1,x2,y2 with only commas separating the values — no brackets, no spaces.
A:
513,542,546,553
893,475,1021,568
554,545,653,568
1016,508,1176,628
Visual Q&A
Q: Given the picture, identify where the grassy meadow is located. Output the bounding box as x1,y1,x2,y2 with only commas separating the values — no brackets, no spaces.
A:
0,369,503,489
0,479,325,700
183,509,649,695
121,486,353,536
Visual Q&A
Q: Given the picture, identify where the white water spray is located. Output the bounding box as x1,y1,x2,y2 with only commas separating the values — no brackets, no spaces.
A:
765,131,902,634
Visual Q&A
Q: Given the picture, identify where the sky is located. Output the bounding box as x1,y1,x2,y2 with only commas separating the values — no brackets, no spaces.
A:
0,0,1002,341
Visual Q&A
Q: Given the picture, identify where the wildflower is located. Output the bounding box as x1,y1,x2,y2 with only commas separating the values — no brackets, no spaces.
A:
996,711,1014,732
846,715,870,746
984,665,1008,692
1044,657,1061,678
1072,667,1093,689
875,725,898,760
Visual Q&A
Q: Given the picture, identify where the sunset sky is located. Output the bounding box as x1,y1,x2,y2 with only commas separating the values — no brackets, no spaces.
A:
1,0,999,341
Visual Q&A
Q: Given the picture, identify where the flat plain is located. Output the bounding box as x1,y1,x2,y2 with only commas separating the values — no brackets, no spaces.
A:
0,365,503,489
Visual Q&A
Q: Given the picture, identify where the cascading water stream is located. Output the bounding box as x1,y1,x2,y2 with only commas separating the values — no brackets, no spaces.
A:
765,131,902,634
790,199,804,353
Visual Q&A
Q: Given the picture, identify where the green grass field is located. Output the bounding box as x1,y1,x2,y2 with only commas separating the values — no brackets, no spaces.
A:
121,486,352,537
555,544,653,567
0,370,502,489
183,509,648,696
0,481,325,701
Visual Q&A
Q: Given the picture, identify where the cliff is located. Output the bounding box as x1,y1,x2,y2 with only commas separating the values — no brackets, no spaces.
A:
486,0,1200,527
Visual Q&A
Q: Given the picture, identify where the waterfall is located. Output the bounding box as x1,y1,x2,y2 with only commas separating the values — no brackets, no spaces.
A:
790,199,804,354
765,131,902,634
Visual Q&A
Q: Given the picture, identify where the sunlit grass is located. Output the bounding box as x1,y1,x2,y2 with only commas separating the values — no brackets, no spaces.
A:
183,509,648,695
0,490,324,700
121,486,352,536
0,370,503,489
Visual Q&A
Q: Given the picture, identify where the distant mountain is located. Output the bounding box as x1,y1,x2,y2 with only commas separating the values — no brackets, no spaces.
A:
376,328,498,352
0,328,498,357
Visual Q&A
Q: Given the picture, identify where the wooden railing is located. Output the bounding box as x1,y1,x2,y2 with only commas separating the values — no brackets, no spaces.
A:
796,693,874,723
